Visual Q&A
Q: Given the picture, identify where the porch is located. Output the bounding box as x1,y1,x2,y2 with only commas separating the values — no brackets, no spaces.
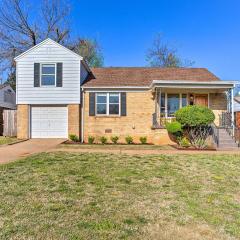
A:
151,80,235,129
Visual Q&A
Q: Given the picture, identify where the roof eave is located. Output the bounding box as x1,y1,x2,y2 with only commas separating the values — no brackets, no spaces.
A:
151,80,235,89
14,38,83,61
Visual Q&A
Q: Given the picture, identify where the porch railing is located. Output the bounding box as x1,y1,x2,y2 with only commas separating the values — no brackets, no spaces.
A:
152,113,176,129
211,123,219,147
219,112,240,147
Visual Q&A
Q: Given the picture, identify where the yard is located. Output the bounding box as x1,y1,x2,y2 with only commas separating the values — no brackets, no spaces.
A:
0,152,239,239
0,136,18,145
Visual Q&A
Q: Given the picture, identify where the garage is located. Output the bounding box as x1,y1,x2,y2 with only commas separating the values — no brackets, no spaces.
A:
31,106,68,138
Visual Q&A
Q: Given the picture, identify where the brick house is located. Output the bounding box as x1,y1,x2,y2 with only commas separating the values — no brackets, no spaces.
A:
15,38,235,144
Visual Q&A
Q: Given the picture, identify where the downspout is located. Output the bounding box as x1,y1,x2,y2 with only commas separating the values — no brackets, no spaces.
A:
81,88,85,143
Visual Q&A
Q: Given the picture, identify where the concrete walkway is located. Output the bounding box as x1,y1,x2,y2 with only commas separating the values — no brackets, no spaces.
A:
0,139,65,164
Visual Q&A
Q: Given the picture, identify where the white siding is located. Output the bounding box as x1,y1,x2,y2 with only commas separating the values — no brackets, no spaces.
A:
0,86,16,109
16,40,82,104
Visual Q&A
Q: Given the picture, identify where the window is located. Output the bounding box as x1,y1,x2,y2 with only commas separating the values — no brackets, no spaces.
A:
41,64,56,86
160,93,188,117
96,94,107,114
167,94,180,117
160,93,166,117
182,94,188,107
96,93,120,115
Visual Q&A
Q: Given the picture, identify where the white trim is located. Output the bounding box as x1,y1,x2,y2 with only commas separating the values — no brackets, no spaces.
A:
14,38,83,61
82,86,149,90
40,63,57,87
81,91,85,143
95,92,121,116
151,80,235,85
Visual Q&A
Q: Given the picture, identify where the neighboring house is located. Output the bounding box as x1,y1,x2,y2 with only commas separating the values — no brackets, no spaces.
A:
0,84,16,135
0,84,16,110
15,38,235,145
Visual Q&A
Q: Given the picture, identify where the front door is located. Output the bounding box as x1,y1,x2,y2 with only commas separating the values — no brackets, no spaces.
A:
194,94,208,107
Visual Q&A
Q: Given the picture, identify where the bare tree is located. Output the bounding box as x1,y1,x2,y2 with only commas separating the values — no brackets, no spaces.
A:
69,38,104,67
0,0,71,88
146,34,194,68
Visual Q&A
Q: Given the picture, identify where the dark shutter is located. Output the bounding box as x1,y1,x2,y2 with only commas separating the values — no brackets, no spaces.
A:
89,92,95,116
121,92,127,116
56,63,63,87
34,63,40,87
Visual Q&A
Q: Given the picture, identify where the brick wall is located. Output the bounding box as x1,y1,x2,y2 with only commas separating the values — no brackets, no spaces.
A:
83,91,173,144
68,104,81,138
209,93,227,125
17,104,29,139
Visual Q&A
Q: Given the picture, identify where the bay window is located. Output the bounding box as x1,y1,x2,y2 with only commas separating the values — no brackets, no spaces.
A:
96,93,120,115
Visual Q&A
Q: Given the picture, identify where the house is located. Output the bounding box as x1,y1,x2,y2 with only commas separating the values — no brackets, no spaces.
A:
15,38,235,144
234,96,240,128
0,84,16,135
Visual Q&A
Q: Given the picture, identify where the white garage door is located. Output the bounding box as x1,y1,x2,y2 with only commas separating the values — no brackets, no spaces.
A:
31,106,68,138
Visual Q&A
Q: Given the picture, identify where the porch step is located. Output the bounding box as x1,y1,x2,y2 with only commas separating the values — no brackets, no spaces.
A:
217,128,239,149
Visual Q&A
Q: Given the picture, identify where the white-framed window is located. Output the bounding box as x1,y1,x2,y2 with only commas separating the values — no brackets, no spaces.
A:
160,93,189,117
41,63,56,86
96,93,120,115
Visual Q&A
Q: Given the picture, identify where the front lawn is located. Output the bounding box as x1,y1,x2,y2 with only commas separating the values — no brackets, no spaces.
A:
0,152,239,239
0,136,18,145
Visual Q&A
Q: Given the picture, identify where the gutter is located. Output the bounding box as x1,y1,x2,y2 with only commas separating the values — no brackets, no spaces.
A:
81,88,85,143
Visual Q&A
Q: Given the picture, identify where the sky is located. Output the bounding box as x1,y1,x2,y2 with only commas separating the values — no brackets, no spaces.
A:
43,0,240,80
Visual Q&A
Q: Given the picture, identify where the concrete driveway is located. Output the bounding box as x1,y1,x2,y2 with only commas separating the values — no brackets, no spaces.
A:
0,139,66,164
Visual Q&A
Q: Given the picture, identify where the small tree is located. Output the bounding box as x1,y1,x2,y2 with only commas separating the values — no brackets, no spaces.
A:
175,105,215,149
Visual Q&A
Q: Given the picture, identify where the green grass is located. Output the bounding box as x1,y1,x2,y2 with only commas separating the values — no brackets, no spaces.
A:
0,152,240,239
0,136,18,145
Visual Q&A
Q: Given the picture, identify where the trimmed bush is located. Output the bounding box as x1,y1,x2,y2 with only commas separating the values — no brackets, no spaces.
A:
100,136,107,144
69,134,79,142
178,137,191,148
139,136,147,144
175,105,215,127
166,122,182,135
88,136,95,144
125,136,133,144
110,136,119,144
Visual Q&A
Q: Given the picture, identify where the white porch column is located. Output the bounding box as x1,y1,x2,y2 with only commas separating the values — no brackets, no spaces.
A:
231,88,234,136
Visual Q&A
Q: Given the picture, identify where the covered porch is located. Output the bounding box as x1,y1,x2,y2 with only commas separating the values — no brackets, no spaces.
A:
151,80,235,129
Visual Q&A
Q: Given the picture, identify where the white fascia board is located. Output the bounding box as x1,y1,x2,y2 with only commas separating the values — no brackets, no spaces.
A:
81,86,150,92
14,38,83,61
151,80,235,89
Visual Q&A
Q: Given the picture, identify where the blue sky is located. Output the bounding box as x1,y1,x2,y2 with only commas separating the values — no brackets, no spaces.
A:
67,0,240,80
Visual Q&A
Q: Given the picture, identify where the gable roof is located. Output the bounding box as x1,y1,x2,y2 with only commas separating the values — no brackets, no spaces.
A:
14,38,83,61
82,67,220,87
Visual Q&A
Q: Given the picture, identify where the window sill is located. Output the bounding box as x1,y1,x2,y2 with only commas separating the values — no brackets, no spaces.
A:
92,115,121,118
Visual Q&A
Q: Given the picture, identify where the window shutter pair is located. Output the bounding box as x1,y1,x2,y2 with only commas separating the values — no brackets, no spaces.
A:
34,63,63,87
89,92,127,116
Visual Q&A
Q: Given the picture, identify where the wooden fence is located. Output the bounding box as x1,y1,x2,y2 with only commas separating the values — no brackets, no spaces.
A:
3,109,17,137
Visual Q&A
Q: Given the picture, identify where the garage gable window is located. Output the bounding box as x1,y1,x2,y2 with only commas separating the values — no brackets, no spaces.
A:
96,93,120,115
41,64,56,86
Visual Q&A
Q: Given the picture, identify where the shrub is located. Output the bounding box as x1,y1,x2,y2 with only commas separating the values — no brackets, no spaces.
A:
125,136,133,144
110,136,119,144
100,136,107,144
166,122,182,135
88,136,95,144
69,134,79,142
175,105,215,127
139,136,147,144
178,137,191,148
